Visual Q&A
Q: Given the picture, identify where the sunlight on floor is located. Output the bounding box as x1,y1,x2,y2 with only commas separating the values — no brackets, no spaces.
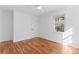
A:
62,28,72,53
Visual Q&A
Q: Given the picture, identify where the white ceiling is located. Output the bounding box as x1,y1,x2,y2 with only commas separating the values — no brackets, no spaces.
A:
0,5,65,16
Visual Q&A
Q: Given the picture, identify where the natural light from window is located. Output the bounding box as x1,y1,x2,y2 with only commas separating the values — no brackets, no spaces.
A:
62,28,72,53
63,28,72,45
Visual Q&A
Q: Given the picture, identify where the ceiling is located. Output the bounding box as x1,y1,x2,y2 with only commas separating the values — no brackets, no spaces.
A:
0,5,65,16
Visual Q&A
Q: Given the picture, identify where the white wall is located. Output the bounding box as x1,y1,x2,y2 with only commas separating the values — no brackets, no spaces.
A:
0,10,13,42
38,9,65,43
65,6,79,48
0,10,2,41
39,6,79,48
14,10,38,42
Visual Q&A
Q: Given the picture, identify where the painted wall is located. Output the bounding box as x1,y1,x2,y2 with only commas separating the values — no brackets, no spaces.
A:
65,6,79,48
39,6,79,48
0,10,13,42
38,9,65,43
14,10,38,42
0,10,2,41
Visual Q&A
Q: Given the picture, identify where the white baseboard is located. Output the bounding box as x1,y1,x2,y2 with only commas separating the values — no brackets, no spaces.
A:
0,39,12,42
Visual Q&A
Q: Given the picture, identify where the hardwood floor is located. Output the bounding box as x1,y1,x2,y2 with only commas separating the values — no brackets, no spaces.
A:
0,40,13,54
0,37,79,54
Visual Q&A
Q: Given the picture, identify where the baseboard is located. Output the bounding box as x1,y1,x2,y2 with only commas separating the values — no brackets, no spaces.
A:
34,37,79,49
0,39,13,43
1,36,79,49
13,36,40,42
0,40,13,43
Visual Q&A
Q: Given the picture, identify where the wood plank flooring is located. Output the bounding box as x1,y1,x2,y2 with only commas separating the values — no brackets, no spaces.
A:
0,40,13,54
0,37,79,54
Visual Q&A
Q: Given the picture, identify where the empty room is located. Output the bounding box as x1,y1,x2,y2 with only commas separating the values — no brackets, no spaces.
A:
0,5,79,54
